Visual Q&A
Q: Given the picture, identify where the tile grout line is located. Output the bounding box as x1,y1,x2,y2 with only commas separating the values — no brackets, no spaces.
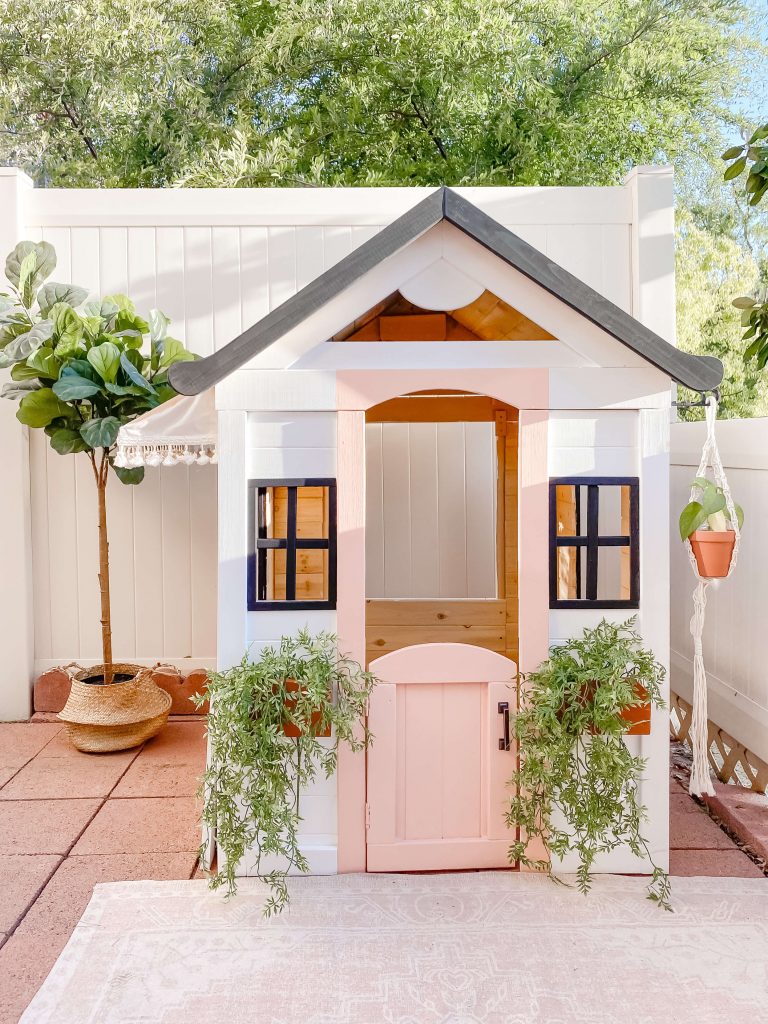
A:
0,742,146,946
0,725,66,793
0,855,64,952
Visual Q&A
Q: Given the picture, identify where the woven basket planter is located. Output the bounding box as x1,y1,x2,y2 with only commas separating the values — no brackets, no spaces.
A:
59,663,172,753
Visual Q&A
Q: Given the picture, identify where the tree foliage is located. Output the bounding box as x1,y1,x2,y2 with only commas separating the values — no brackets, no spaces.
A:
0,241,197,469
0,0,751,188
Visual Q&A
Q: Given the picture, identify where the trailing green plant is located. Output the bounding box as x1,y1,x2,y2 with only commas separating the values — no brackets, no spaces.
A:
678,476,744,541
506,618,670,909
195,631,375,914
0,241,198,683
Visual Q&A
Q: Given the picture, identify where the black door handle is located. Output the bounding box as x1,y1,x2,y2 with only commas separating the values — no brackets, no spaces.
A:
498,701,510,750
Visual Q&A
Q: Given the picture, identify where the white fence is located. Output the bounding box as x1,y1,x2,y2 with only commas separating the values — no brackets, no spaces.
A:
671,417,768,768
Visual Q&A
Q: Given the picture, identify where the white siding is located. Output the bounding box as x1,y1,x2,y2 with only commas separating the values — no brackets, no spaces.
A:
365,422,497,599
245,412,338,650
21,183,638,675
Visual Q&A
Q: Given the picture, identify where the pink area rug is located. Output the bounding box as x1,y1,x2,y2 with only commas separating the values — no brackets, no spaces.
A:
20,873,768,1023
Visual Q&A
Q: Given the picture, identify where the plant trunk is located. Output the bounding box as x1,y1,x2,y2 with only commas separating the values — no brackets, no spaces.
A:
94,453,113,685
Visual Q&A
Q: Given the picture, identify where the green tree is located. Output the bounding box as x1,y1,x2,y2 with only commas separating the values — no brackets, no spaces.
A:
0,0,753,189
0,241,198,679
676,207,765,416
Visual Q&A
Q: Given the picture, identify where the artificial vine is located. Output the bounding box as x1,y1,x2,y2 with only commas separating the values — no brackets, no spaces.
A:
506,619,671,910
195,631,374,914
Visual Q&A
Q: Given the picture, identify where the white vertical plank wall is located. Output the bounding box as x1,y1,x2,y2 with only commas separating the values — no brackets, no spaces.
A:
671,418,768,766
365,422,497,599
16,179,640,680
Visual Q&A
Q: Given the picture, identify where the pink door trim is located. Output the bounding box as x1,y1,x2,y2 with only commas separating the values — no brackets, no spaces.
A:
334,371,549,873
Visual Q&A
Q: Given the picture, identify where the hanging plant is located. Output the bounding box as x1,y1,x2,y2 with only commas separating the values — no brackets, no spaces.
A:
195,631,375,914
506,618,671,909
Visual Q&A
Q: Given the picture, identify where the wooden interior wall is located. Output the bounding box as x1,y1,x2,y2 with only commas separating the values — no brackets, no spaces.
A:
269,486,329,601
365,395,519,668
555,485,578,600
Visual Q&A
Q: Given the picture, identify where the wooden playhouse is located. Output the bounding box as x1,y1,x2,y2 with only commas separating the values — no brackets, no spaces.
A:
149,180,722,878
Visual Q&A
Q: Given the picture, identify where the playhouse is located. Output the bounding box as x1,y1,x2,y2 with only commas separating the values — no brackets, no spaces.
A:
116,178,722,877
9,172,724,876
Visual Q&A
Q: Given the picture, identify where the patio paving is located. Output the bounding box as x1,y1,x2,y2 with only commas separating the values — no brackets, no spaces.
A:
0,720,764,1023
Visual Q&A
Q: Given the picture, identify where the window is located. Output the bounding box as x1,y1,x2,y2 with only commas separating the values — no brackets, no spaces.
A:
248,479,337,611
549,477,639,608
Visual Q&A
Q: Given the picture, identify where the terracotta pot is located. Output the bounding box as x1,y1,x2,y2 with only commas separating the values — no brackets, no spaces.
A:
560,680,651,736
621,683,651,736
689,529,735,579
281,679,332,738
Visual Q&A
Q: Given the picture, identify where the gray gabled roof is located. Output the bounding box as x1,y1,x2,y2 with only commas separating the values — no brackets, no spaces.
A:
168,186,723,396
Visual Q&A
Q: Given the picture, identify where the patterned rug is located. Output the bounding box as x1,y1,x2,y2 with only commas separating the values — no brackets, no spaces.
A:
20,873,768,1024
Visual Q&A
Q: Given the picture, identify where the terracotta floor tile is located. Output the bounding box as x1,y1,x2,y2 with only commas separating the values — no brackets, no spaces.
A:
0,799,101,855
111,759,203,798
135,721,207,762
669,848,765,877
0,768,17,788
111,723,206,797
72,797,201,855
0,855,61,933
0,723,62,772
669,792,705,816
669,803,737,850
0,852,198,1024
0,732,139,800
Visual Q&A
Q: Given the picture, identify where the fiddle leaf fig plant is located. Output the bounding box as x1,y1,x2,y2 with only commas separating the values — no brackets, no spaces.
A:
196,631,375,915
679,477,743,541
506,619,671,910
0,240,199,682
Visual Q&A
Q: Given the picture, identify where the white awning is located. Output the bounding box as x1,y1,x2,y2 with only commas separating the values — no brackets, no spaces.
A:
114,390,217,468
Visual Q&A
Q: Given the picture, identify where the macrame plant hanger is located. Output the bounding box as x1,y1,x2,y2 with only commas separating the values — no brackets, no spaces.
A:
684,396,741,797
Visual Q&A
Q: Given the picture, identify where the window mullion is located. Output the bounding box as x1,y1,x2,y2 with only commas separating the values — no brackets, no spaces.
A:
285,486,298,601
586,484,599,601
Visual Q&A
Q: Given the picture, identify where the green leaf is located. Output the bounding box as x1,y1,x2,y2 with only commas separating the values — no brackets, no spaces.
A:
18,251,38,308
0,320,54,367
700,488,725,516
37,282,88,316
112,464,145,485
692,476,711,490
16,387,69,427
27,346,61,380
87,341,121,382
733,504,745,530
102,294,135,313
52,305,83,358
104,382,149,396
10,361,42,381
52,369,103,401
49,427,89,455
82,298,120,322
5,241,56,292
158,337,195,368
732,296,757,309
724,156,747,180
679,501,707,540
721,145,745,161
149,309,169,343
80,415,121,449
112,309,149,338
1,380,40,401
119,351,156,393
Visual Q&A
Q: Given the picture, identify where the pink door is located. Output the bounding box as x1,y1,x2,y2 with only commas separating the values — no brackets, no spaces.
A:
366,643,517,872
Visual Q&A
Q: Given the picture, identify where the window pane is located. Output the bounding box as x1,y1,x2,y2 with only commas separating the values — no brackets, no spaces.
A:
556,546,586,600
597,545,632,601
555,484,584,537
598,485,631,537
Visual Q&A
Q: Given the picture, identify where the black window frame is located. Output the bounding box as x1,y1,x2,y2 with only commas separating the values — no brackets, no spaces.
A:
247,478,337,611
549,476,639,609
